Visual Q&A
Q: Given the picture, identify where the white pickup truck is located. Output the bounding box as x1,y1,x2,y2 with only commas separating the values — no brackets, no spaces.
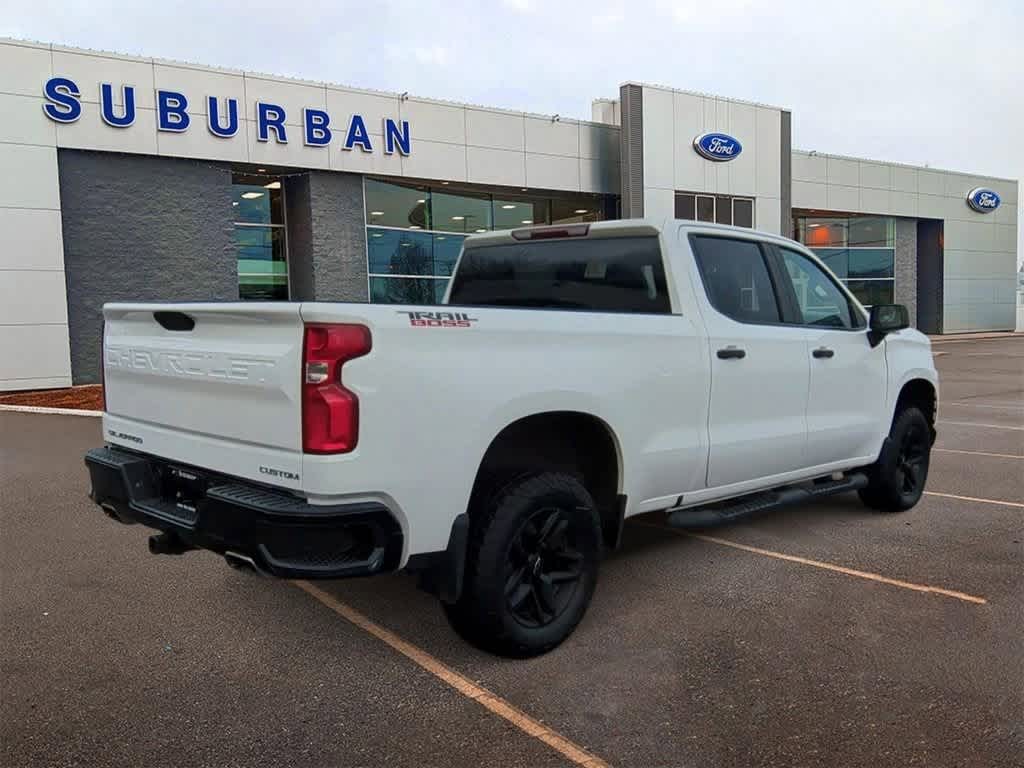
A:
86,219,938,656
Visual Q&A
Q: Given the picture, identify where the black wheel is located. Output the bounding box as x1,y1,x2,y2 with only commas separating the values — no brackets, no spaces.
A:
859,406,932,512
443,472,601,657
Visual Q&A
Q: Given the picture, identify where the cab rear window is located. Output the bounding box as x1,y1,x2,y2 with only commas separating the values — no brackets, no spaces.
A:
447,236,670,314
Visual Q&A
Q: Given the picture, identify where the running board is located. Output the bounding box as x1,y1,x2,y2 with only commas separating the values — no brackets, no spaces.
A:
666,473,869,530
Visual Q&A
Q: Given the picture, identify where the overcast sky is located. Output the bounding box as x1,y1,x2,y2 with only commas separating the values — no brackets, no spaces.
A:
4,0,1021,265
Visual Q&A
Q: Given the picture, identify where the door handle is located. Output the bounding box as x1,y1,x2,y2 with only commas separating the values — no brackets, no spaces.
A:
717,347,746,360
813,347,835,359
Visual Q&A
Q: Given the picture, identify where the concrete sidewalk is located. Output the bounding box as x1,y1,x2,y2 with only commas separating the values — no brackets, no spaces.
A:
930,331,1022,341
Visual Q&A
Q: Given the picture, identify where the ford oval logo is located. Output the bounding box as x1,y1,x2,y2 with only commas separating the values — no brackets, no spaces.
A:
966,187,1000,213
693,132,742,162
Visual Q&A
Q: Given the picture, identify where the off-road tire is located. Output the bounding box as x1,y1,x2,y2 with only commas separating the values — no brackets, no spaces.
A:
858,406,932,512
442,472,601,657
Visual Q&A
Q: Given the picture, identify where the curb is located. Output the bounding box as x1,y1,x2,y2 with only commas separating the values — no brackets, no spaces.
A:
0,404,102,417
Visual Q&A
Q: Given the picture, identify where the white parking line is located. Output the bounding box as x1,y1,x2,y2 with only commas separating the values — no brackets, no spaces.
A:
0,404,101,417
634,523,987,605
944,401,1024,411
938,420,1024,431
934,448,1023,460
295,581,611,768
924,491,1024,509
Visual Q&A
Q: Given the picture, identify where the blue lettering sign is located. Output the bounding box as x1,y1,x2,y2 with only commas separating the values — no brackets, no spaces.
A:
41,77,413,156
100,83,136,128
257,103,288,143
693,132,743,162
157,90,190,132
384,118,411,155
42,77,82,123
303,108,332,147
344,114,373,152
207,97,239,138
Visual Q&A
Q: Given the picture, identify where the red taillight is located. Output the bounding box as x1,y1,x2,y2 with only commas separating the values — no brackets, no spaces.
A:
302,323,371,454
510,223,589,241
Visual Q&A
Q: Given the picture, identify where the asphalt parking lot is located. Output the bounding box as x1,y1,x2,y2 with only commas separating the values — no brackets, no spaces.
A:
2,337,1022,768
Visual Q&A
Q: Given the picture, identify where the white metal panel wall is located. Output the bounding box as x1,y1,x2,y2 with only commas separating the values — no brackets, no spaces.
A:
13,41,621,197
792,150,1019,332
0,40,71,390
638,83,785,234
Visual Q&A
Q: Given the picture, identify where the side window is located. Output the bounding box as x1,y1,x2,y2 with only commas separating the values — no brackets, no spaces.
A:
778,248,859,329
690,235,781,324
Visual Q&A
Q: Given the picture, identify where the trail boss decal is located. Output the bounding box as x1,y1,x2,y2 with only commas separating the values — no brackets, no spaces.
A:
399,311,478,328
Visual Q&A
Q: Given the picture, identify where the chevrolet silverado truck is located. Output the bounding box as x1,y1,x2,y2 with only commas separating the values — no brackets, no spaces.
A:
86,219,938,656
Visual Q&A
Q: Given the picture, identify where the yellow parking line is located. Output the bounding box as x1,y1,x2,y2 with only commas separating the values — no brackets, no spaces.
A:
924,491,1024,509
294,581,610,768
633,523,987,605
934,447,1023,460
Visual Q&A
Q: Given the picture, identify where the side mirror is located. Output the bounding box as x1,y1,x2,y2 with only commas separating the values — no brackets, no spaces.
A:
868,304,910,347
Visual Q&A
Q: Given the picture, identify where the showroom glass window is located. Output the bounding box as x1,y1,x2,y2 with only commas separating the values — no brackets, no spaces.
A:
365,178,616,305
233,173,288,300
793,215,895,307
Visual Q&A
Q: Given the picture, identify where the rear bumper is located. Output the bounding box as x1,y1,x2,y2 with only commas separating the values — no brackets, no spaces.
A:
84,446,403,579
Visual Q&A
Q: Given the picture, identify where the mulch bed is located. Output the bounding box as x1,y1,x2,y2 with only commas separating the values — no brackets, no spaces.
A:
0,385,103,411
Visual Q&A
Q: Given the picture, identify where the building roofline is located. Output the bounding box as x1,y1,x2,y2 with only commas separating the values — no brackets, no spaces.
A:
792,148,1018,185
620,80,789,113
1,36,617,130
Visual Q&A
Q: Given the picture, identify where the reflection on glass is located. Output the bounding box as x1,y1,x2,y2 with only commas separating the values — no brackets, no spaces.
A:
846,280,894,307
232,183,283,225
235,228,287,300
715,195,732,225
675,194,696,220
433,234,465,276
849,217,894,247
364,178,430,229
370,276,448,305
493,198,549,230
433,190,493,233
848,248,894,278
551,197,601,224
367,229,434,275
696,196,714,222
732,198,754,228
813,248,849,279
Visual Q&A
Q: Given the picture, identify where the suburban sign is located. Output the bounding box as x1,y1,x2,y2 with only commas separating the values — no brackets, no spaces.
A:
693,132,742,162
966,187,1001,213
41,76,412,155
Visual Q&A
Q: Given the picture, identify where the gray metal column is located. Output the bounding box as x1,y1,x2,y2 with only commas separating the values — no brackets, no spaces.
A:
619,84,644,218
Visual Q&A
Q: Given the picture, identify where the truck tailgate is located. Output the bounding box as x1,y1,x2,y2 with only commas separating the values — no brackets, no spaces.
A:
102,303,304,483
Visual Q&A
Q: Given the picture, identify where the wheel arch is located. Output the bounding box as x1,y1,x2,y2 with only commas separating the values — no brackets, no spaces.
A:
894,377,937,441
468,411,625,550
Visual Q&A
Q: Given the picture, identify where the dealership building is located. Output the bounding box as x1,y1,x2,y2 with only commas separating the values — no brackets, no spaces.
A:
0,37,1019,391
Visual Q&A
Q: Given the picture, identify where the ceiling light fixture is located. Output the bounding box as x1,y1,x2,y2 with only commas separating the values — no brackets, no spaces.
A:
409,225,421,229
521,219,533,224
263,181,281,189
241,192,264,199
501,204,516,209
257,168,267,172
370,211,384,216
475,228,486,233
451,215,465,221
416,198,426,204
574,209,588,214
